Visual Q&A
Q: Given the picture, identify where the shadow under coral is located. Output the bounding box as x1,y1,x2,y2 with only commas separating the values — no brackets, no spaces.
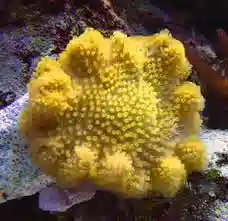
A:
0,171,226,221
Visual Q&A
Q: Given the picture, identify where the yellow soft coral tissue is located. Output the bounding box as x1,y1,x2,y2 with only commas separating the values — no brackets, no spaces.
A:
19,28,207,198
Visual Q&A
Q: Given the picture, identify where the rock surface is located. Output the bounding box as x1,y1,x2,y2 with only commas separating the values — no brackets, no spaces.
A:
0,94,53,203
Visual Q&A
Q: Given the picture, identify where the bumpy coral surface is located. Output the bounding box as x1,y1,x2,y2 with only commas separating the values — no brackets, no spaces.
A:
19,28,207,198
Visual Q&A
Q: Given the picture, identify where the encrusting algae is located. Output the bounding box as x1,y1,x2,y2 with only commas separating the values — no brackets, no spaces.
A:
19,28,208,198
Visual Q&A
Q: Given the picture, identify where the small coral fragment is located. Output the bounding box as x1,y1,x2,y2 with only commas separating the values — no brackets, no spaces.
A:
19,28,207,198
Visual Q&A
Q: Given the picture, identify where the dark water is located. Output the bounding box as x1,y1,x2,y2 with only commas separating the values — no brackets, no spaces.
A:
150,0,228,42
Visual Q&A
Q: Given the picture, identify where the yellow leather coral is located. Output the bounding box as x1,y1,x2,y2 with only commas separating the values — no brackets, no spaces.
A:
19,28,207,198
